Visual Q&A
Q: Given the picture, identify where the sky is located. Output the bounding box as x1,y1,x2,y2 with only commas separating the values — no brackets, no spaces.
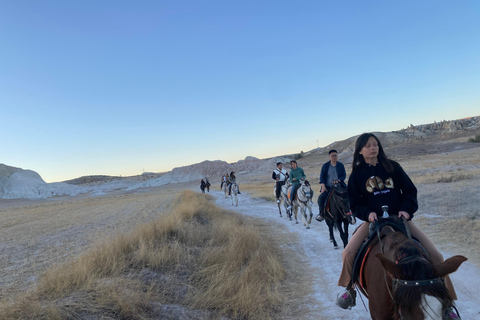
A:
1,1,479,183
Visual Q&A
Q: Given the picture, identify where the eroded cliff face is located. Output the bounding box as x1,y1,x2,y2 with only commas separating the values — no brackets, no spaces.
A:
404,116,479,133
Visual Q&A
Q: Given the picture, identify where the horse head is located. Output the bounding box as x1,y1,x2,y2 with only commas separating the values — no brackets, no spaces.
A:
375,231,467,320
298,180,313,201
330,184,355,224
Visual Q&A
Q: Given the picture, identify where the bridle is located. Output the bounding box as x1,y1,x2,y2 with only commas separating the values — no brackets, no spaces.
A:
297,181,313,205
392,255,445,291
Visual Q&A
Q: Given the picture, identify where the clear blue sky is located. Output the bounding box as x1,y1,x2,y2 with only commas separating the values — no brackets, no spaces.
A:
1,1,479,182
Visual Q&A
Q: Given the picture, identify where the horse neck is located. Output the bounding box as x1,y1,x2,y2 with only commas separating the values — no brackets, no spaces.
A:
330,193,348,216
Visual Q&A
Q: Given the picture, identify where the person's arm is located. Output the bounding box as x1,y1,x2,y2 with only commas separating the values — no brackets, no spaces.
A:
272,171,277,180
347,173,371,222
396,164,418,220
319,163,327,192
337,163,347,183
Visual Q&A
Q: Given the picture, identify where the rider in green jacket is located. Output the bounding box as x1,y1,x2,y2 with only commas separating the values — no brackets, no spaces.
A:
289,160,306,203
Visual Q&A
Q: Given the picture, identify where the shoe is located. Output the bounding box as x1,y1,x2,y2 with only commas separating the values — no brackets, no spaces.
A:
443,306,461,319
238,191,241,194
336,289,356,310
276,199,280,204
287,206,292,211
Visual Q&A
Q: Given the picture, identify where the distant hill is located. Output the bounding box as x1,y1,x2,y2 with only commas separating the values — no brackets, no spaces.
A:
306,116,480,158
2,115,479,199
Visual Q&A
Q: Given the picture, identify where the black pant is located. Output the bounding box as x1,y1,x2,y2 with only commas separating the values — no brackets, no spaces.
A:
317,186,331,215
275,181,285,199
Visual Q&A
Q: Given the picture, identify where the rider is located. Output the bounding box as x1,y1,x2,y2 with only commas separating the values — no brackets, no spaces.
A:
221,174,228,189
272,162,289,203
316,149,347,222
228,171,241,195
336,133,459,318
200,179,206,193
288,160,306,210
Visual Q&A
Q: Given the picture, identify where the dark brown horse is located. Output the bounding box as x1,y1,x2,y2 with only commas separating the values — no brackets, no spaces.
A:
324,184,356,249
359,223,467,319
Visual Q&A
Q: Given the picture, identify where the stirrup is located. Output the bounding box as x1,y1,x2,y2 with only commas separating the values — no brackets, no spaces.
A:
443,306,461,319
315,214,324,222
336,288,356,310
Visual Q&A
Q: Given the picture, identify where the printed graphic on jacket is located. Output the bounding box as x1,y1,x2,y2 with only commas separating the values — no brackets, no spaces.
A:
366,176,394,194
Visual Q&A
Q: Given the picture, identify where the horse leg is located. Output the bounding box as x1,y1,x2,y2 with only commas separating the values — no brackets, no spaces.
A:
307,204,313,224
287,200,292,220
235,193,238,207
277,202,282,217
340,220,349,248
301,205,309,228
294,206,299,224
328,220,339,249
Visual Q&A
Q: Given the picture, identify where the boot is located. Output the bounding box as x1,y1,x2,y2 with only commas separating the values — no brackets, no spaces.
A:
336,288,356,310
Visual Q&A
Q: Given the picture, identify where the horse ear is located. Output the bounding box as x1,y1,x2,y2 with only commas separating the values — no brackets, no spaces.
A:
376,254,402,278
433,255,468,278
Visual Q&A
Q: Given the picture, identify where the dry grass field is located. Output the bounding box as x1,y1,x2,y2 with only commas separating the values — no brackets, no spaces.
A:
0,188,309,319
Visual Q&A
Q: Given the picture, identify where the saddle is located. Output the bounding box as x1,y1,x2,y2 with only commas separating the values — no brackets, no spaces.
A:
324,186,347,215
351,217,410,293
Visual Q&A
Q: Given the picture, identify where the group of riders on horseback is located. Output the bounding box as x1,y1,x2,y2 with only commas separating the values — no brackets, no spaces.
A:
220,172,241,196
272,133,465,320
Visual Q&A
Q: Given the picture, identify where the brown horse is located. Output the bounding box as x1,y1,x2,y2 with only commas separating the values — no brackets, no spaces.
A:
358,222,467,319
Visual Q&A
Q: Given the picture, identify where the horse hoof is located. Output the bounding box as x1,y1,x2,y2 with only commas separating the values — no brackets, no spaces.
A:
306,226,310,229
334,246,339,250
330,239,334,243
289,218,292,221
295,221,299,224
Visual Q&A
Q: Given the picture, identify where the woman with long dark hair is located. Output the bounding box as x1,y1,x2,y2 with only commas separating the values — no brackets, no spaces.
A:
336,133,459,317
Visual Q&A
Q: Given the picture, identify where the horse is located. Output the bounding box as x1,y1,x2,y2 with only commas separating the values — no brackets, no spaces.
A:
222,181,228,198
355,217,467,319
274,181,293,219
205,180,211,192
230,183,239,206
288,180,314,229
323,184,356,249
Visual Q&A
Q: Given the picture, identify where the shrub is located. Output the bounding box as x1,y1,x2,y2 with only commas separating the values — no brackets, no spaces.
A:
468,134,480,143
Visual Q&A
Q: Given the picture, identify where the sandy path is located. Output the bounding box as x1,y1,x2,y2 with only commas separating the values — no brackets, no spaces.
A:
213,190,480,320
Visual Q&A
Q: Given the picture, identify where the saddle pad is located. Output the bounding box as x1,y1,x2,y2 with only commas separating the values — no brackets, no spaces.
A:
288,189,296,201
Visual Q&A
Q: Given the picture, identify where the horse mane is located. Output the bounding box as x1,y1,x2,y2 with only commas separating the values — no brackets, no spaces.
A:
386,231,452,317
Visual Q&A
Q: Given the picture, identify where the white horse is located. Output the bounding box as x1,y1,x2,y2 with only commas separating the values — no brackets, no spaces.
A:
288,180,314,229
230,183,239,206
222,181,228,198
274,181,292,220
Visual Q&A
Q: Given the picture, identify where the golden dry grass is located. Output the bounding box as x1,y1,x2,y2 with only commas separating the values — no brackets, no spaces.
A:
241,180,277,202
0,191,290,320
